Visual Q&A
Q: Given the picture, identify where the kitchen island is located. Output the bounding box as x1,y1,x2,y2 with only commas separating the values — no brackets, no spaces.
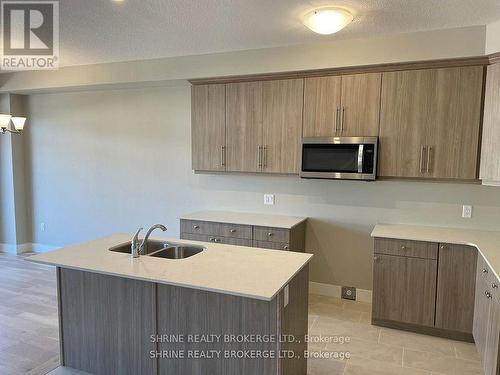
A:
28,234,312,375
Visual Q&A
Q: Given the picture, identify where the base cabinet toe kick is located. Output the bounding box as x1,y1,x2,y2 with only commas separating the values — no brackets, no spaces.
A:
56,265,309,375
372,237,500,375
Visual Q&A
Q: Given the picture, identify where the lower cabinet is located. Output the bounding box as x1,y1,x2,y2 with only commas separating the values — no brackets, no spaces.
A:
474,257,500,375
372,238,477,341
435,244,477,334
374,237,500,373
372,254,437,327
180,219,306,252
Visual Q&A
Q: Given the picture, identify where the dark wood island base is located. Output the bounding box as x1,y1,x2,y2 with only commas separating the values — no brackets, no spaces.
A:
57,265,309,375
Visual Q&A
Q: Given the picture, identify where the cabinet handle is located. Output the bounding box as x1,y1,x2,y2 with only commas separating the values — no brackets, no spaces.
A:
268,232,274,237
426,146,432,173
283,245,289,250
214,238,221,243
440,244,446,249
257,146,262,168
419,146,426,173
209,237,215,242
193,225,200,230
335,108,340,133
263,146,268,168
230,229,236,233
221,146,226,167
341,107,345,133
492,283,498,289
485,291,492,299
483,268,489,274
401,246,407,250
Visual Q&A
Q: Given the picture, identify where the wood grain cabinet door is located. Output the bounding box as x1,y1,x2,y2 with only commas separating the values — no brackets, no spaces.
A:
425,66,483,180
225,81,263,172
379,66,483,179
262,79,304,174
303,76,342,137
191,84,226,171
340,73,381,137
435,244,477,333
474,263,491,362
485,296,500,375
372,254,437,326
480,63,500,183
378,69,435,177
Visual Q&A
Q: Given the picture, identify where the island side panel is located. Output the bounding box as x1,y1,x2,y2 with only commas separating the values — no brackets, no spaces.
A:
156,285,280,375
59,269,157,375
280,264,309,375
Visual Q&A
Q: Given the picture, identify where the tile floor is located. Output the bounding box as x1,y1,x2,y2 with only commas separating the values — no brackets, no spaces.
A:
307,294,483,375
0,253,484,375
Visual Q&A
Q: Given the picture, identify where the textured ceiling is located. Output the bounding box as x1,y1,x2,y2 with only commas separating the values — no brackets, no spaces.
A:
57,0,500,66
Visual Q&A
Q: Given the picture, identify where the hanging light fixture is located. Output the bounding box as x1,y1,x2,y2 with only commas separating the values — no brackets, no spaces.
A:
303,7,354,35
0,114,26,134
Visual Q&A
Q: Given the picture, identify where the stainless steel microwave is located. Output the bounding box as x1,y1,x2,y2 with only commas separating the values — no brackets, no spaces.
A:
300,137,378,181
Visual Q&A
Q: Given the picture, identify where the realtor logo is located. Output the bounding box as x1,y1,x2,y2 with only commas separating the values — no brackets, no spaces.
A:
1,0,59,70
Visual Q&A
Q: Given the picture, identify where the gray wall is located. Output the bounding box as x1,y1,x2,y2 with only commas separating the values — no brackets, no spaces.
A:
25,86,500,290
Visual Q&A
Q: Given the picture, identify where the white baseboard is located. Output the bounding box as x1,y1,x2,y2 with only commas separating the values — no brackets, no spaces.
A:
309,281,372,304
0,242,59,254
0,243,17,254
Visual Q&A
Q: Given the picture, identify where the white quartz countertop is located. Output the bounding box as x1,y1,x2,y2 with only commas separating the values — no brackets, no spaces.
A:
180,211,307,229
372,224,500,282
26,234,312,301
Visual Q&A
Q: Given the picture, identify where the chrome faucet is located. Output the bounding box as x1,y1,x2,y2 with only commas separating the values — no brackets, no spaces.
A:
131,224,167,258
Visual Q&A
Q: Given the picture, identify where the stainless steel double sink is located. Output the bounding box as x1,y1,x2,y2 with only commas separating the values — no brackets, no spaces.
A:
109,239,205,259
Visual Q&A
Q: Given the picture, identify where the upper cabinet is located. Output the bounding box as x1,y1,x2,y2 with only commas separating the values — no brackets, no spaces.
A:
262,79,304,174
340,73,382,137
379,66,483,180
303,76,341,137
303,73,381,137
191,85,226,171
225,82,263,173
192,79,304,174
191,57,489,182
480,62,500,186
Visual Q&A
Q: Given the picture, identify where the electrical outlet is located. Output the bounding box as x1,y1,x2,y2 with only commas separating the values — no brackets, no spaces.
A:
264,194,275,205
41,222,46,232
462,205,473,219
341,286,356,301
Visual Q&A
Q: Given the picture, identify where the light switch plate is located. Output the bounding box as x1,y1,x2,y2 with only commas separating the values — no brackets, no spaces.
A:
264,194,275,205
462,205,473,219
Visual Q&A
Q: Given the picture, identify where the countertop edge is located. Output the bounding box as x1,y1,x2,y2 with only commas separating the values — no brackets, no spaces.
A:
179,212,308,229
26,249,313,302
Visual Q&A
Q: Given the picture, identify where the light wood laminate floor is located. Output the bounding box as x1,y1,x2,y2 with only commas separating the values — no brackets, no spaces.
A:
1,253,483,375
0,253,59,375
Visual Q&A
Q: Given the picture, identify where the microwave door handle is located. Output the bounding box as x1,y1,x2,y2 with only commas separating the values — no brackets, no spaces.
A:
357,145,364,173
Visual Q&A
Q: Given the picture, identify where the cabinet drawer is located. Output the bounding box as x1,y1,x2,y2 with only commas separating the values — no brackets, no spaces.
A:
220,223,252,239
478,255,500,300
253,227,289,243
253,240,290,251
180,220,222,236
374,238,438,259
180,233,210,242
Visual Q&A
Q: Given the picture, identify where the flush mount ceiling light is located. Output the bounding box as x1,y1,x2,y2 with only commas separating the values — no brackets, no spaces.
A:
303,7,354,35
0,114,27,135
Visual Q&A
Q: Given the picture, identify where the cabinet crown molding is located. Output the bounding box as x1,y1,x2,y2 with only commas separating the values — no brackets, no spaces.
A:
189,55,492,85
